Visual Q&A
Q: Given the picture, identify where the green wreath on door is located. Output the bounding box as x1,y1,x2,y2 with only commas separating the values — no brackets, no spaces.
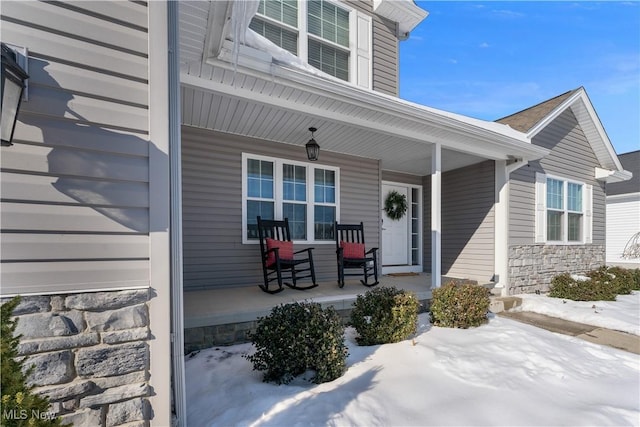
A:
384,190,407,221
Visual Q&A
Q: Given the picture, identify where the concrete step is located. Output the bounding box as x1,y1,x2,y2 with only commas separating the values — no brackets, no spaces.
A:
489,296,522,313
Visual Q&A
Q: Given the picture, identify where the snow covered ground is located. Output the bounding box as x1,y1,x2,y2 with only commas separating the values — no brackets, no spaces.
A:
185,292,640,427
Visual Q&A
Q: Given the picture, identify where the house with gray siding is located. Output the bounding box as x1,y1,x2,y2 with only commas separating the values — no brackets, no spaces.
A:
0,1,630,426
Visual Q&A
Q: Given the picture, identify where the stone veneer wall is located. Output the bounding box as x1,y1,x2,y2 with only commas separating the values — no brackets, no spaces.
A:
508,244,605,294
1,289,151,427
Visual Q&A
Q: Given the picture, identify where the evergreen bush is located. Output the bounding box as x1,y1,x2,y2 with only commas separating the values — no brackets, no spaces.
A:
430,282,490,328
549,266,640,301
349,286,419,345
1,296,66,427
245,301,348,385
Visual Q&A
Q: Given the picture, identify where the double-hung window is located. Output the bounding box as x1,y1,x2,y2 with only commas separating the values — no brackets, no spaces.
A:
243,153,339,243
535,173,592,244
249,0,371,87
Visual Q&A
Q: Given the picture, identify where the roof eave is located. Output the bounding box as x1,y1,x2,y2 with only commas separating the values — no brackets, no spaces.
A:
191,54,546,161
373,0,429,36
527,88,624,172
596,167,634,183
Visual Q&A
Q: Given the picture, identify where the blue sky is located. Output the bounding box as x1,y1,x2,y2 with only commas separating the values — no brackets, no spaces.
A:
399,1,640,155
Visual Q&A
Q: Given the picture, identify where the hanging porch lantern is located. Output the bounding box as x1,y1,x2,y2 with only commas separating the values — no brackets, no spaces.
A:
305,127,320,161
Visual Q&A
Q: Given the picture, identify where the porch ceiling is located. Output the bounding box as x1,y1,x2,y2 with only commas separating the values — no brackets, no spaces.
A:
181,81,489,175
178,1,548,176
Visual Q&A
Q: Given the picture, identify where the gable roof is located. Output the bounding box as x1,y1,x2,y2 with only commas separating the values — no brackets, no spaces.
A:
496,87,626,176
496,89,577,133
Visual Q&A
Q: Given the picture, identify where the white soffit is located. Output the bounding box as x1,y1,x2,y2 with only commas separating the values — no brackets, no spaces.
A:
373,0,428,35
181,64,548,174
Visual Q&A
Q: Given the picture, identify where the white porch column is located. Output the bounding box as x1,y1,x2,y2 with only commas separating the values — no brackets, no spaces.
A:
431,143,442,288
494,160,509,297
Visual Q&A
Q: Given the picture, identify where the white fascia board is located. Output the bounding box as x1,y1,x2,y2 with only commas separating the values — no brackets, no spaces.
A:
596,167,633,183
373,0,429,35
185,59,547,161
527,88,624,172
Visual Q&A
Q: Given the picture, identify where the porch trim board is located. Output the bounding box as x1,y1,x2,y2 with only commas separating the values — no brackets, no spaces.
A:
431,143,442,288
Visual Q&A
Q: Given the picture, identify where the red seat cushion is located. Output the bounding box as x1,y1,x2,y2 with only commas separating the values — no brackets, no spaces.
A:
266,238,294,267
340,241,365,259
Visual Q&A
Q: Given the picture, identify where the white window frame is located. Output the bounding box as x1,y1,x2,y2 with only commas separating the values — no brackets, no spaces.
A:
535,172,593,245
250,0,371,88
242,153,340,244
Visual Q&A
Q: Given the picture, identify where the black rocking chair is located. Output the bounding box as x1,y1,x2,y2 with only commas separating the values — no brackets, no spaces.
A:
257,216,318,294
335,222,379,288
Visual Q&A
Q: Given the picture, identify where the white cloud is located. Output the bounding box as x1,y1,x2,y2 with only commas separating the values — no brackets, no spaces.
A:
479,42,490,48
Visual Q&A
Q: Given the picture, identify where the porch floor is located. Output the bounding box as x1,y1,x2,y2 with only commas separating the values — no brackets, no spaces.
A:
184,273,441,329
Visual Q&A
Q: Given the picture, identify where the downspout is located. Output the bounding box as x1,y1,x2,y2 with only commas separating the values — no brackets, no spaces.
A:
168,1,187,425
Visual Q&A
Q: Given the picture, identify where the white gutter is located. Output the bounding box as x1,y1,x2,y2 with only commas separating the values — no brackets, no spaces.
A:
595,167,633,183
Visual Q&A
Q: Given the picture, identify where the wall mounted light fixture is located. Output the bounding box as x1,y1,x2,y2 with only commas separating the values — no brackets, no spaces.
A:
1,43,29,147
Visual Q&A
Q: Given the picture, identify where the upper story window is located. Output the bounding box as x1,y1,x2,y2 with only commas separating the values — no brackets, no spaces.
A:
243,153,340,243
535,173,592,244
249,0,371,86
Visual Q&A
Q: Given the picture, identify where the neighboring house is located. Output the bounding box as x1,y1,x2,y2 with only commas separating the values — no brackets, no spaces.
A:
0,1,631,426
606,150,640,266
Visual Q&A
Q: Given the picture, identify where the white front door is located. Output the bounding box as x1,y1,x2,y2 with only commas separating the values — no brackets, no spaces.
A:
381,183,409,266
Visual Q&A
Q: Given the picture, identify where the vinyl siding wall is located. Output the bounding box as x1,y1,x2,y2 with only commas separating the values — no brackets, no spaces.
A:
422,161,496,282
349,1,398,96
0,1,151,295
509,109,606,245
381,171,422,186
181,126,380,290
606,194,640,264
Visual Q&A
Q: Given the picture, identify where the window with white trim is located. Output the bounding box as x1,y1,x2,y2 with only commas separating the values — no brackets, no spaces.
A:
249,0,371,87
243,153,339,243
535,173,592,244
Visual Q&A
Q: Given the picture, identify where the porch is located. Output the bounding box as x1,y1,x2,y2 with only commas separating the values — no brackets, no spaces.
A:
183,273,452,352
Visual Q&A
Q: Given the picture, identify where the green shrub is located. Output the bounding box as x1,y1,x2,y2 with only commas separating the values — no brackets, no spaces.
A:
349,286,420,346
549,266,640,301
630,268,640,291
245,301,348,385
430,282,490,328
549,272,616,301
606,266,640,294
1,296,66,427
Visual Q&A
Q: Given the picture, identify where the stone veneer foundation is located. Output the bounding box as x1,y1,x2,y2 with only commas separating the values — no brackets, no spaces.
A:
184,297,433,353
1,289,151,427
508,244,605,295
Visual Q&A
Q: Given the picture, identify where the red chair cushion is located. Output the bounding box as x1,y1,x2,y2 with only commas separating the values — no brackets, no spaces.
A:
340,241,365,259
266,238,294,267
